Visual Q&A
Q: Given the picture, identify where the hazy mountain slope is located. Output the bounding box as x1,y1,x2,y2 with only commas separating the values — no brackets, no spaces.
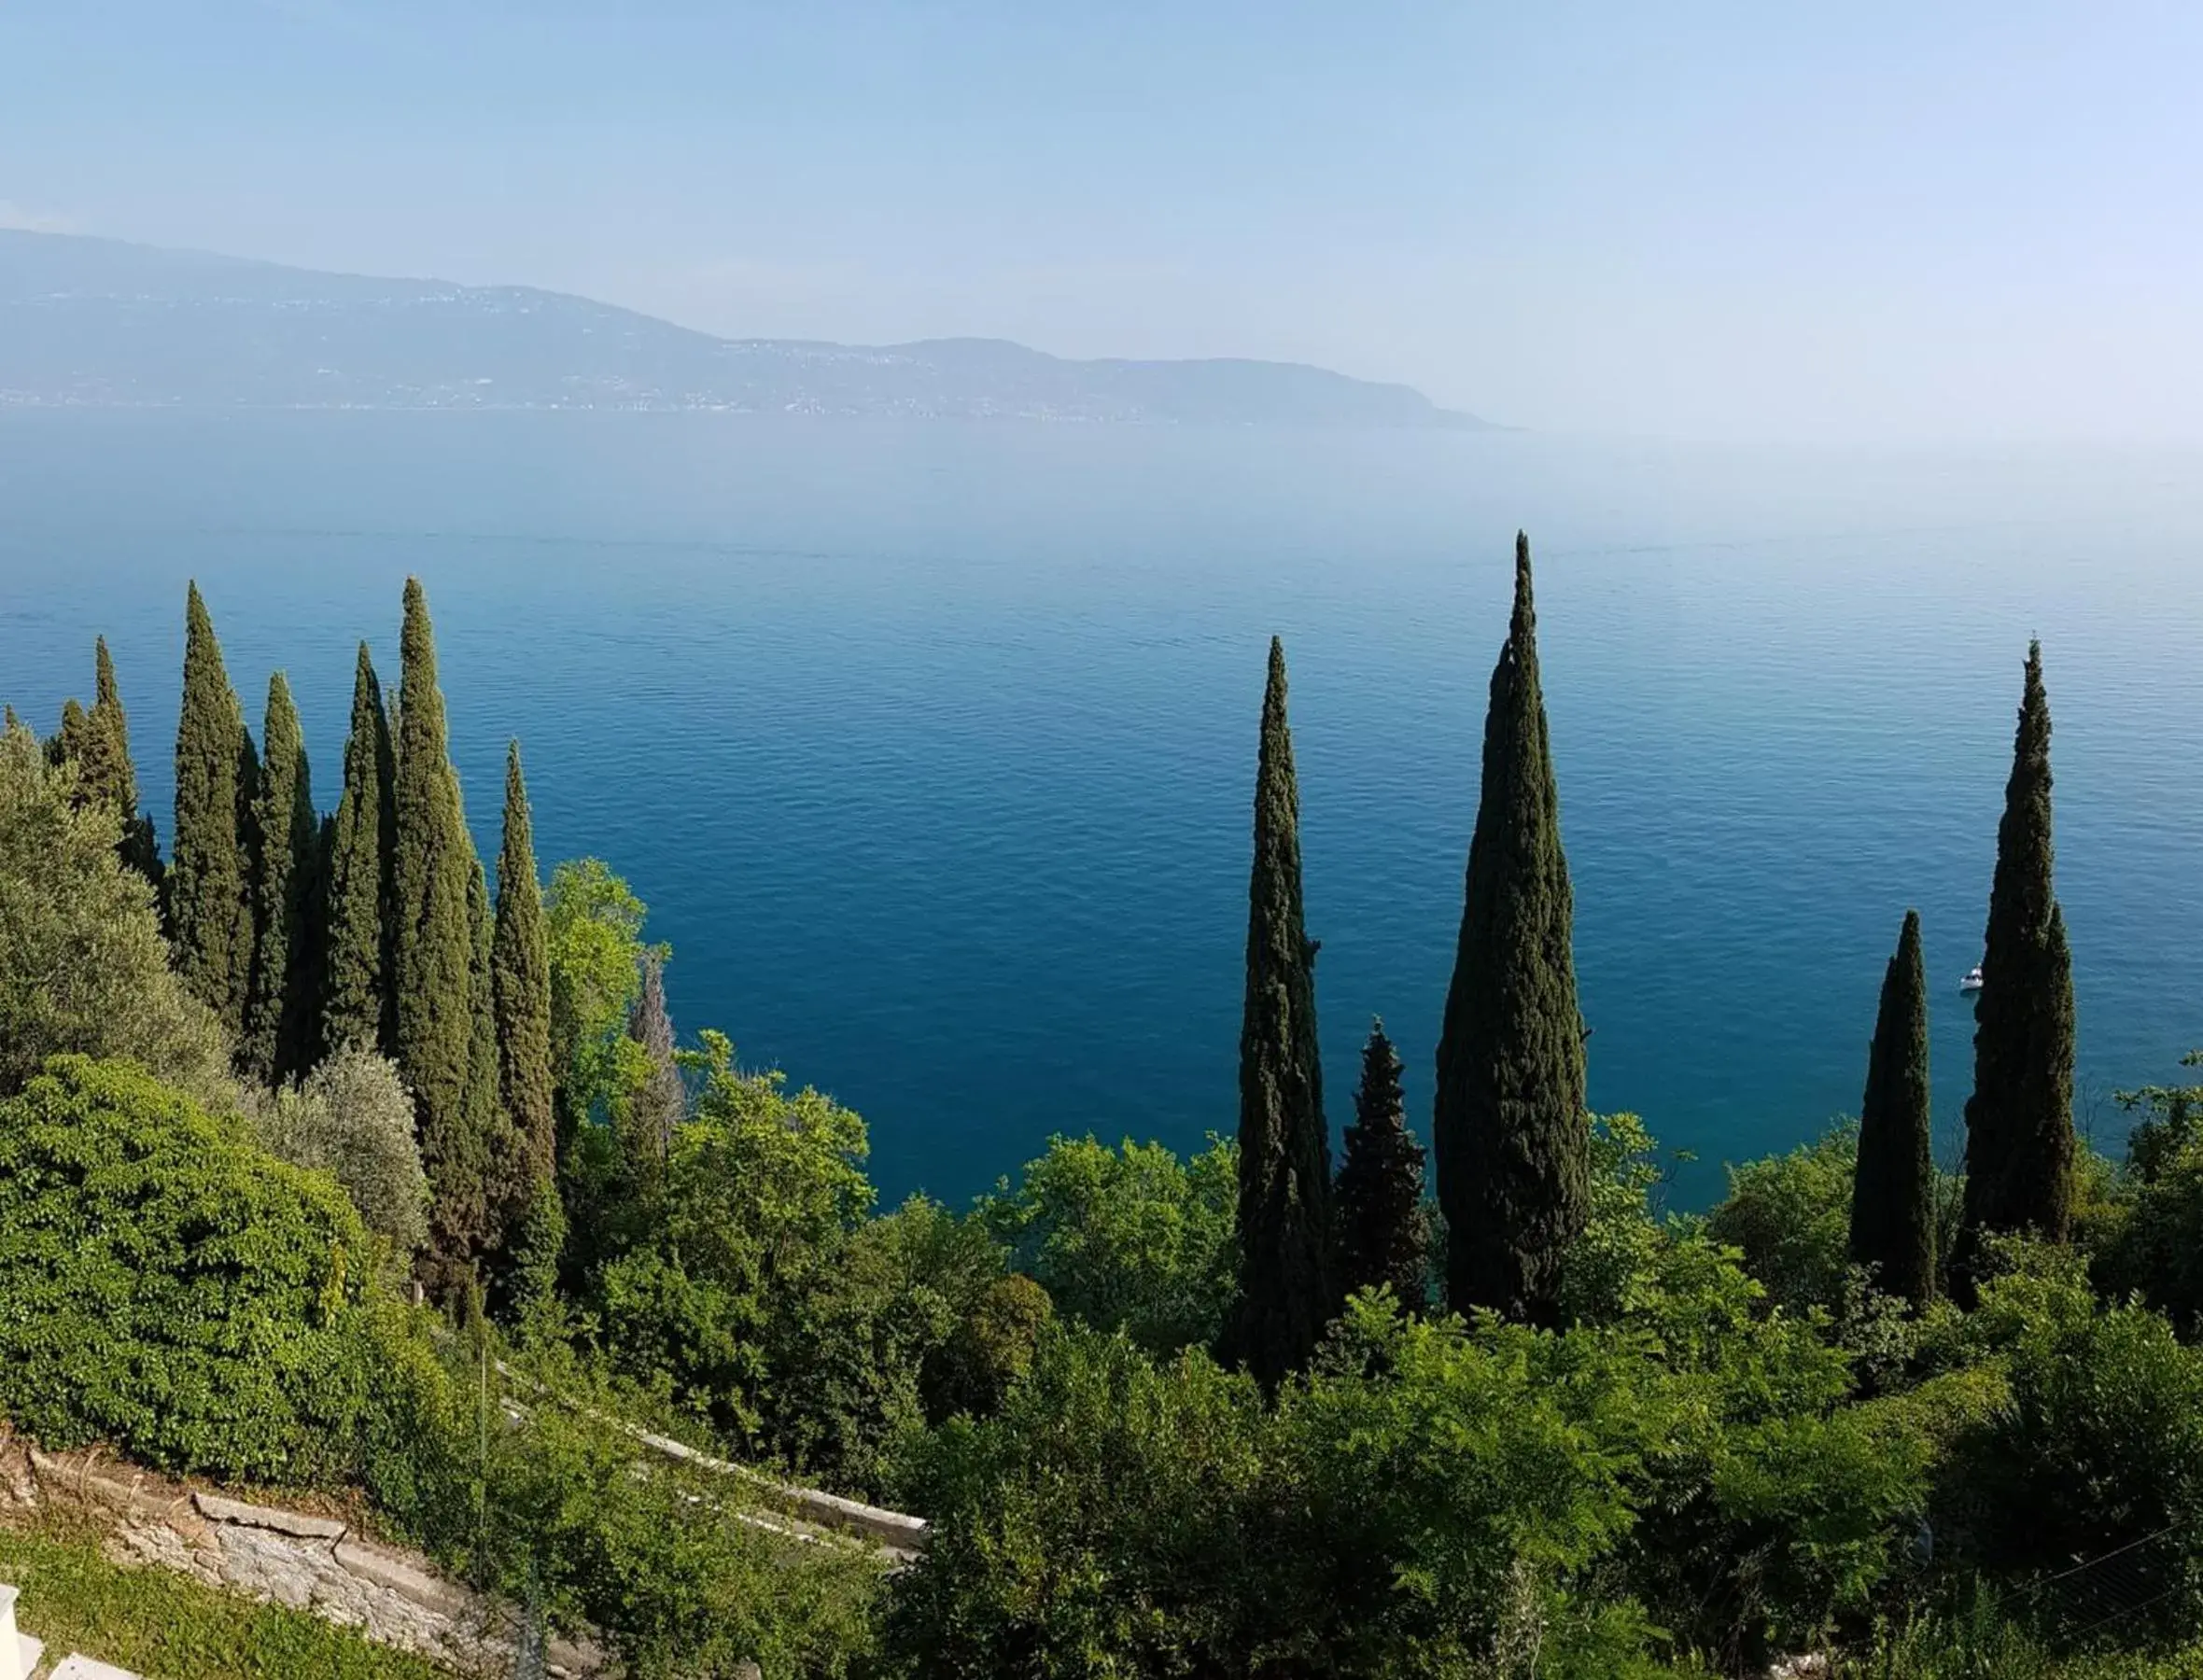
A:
0,231,1494,426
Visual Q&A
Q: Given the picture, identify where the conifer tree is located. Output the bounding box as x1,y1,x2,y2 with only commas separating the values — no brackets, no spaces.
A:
325,643,397,1056
1228,637,1335,1387
624,950,683,1180
82,637,161,881
1961,640,2077,1262
1336,1019,1429,1308
1850,910,1936,1308
392,578,491,1291
494,743,555,1199
465,852,505,1205
170,582,255,1035
244,672,320,1083
1434,533,1590,1326
47,699,91,772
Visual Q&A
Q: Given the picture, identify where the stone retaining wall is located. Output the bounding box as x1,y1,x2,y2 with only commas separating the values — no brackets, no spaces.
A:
0,1438,607,1678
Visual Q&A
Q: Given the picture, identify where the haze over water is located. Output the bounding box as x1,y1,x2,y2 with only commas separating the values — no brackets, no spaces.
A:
3,411,2198,1207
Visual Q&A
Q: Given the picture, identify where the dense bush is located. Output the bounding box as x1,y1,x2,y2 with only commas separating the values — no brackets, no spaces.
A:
978,1132,1239,1356
0,1056,375,1481
246,1045,432,1265
1705,1121,1861,1315
0,724,231,1106
1937,1240,2203,1645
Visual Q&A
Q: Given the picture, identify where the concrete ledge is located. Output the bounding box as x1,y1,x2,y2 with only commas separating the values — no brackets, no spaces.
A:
192,1492,346,1542
330,1539,473,1618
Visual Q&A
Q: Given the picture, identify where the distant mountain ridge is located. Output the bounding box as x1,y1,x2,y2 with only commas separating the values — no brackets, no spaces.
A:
0,231,1496,427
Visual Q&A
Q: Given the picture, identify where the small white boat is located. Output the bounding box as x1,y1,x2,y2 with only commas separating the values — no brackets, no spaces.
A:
1959,965,1985,994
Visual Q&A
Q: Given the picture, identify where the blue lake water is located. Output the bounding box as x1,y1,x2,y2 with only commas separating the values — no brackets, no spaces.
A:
2,412,2199,1210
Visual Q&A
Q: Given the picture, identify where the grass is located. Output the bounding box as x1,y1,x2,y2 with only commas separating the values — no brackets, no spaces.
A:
0,1518,456,1679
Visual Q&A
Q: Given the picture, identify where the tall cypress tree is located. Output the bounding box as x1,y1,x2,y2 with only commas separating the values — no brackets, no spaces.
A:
494,742,555,1202
47,699,91,773
170,582,254,1035
1851,910,1936,1308
464,852,505,1208
1228,637,1335,1387
625,950,683,1181
1960,640,2077,1264
393,578,490,1291
1336,1019,1429,1309
244,672,320,1083
1434,533,1590,1326
82,637,161,882
325,643,397,1056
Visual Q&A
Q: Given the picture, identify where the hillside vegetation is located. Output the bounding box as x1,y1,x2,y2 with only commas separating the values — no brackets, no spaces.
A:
3,553,2202,1677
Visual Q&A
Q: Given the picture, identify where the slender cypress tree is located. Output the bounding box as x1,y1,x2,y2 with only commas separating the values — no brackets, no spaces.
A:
1434,533,1590,1326
1336,1019,1429,1308
170,582,254,1035
1960,640,2077,1263
82,637,161,881
47,698,91,773
625,951,683,1180
464,852,505,1211
244,672,320,1083
325,643,397,1056
393,578,491,1291
493,742,556,1200
1228,637,1335,1387
1851,910,1936,1308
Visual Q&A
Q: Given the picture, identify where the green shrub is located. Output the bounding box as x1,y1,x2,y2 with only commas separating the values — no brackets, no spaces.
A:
1707,1121,1859,1315
888,1323,1270,1677
1940,1241,2203,1644
926,1273,1054,1423
978,1133,1239,1356
0,725,231,1106
0,1056,374,1483
246,1045,432,1266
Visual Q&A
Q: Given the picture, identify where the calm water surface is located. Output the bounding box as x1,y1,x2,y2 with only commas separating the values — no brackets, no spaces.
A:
2,413,2198,1207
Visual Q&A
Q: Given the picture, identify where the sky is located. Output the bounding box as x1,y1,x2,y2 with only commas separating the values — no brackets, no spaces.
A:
3,1,2199,442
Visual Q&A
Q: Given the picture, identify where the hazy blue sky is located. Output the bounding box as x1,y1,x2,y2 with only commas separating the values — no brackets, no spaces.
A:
4,2,2197,441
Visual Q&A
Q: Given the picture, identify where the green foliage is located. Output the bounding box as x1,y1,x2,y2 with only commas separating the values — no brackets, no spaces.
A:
1335,1017,1429,1309
2088,1055,2203,1333
78,636,161,883
544,856,653,1135
624,948,684,1192
392,577,492,1294
1940,1239,2203,1643
324,641,396,1057
246,1044,431,1267
0,724,232,1105
583,1031,928,1490
928,1272,1054,1424
1435,532,1591,1325
169,581,257,1038
980,1132,1240,1357
0,1057,374,1482
494,742,557,1206
1962,640,2077,1266
456,1351,887,1679
510,1169,571,1345
1708,1121,1861,1317
0,1517,450,1679
244,670,321,1083
888,1324,1272,1678
1232,635,1335,1386
1854,910,1938,1307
